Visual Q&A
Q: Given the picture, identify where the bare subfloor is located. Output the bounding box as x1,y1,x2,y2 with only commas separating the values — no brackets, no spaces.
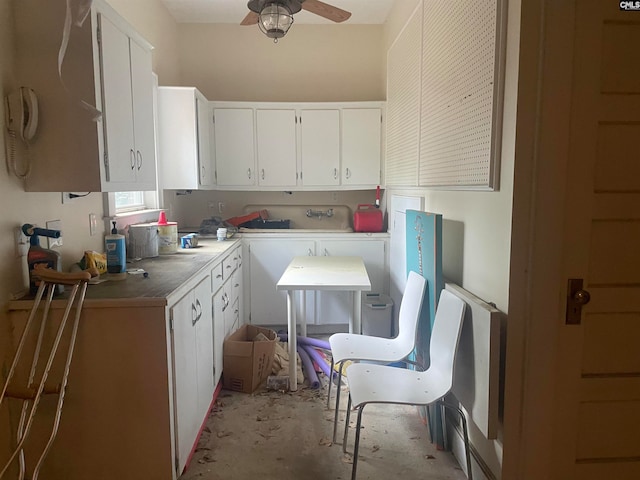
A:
179,383,467,480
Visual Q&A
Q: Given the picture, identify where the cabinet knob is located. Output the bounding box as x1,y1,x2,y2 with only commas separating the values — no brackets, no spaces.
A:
130,149,135,170
247,168,252,179
333,168,338,179
136,150,142,170
261,169,265,180
345,167,351,179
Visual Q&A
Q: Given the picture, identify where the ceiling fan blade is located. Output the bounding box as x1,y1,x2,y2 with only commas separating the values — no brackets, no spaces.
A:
241,11,259,25
302,0,351,23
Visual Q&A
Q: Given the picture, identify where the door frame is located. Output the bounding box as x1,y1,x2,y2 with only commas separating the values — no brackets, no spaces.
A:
503,0,576,478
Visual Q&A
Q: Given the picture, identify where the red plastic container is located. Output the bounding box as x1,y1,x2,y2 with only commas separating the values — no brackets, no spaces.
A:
353,204,383,232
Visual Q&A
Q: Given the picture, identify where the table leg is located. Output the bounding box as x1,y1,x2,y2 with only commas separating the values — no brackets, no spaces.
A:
286,290,298,391
299,290,307,338
353,290,362,334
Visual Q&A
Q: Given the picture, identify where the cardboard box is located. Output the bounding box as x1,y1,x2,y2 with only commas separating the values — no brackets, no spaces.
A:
223,325,277,394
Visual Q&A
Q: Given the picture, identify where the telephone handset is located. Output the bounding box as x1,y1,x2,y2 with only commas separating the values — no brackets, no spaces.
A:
5,87,38,141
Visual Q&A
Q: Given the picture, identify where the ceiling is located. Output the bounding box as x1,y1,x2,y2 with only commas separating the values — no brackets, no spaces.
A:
159,0,396,25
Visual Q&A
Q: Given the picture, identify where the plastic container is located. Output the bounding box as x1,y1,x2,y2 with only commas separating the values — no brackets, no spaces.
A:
156,211,178,254
353,204,383,232
105,221,127,279
361,293,394,338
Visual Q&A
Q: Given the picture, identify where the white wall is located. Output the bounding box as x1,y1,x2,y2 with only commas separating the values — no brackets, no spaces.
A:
383,0,514,314
382,1,520,478
177,23,385,101
167,19,387,224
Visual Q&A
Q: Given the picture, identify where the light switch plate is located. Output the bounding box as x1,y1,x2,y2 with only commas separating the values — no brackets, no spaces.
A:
89,213,97,236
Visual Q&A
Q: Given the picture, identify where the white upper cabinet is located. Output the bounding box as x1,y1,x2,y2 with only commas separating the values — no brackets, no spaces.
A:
157,87,213,189
342,108,382,187
213,108,256,187
300,109,340,187
256,109,298,187
13,0,156,192
96,12,156,190
211,101,384,191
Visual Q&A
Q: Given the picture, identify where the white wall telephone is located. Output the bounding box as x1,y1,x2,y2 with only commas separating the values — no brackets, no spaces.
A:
5,87,38,141
4,87,38,179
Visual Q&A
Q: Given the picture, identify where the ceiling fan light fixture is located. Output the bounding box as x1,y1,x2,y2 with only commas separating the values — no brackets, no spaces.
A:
258,3,294,42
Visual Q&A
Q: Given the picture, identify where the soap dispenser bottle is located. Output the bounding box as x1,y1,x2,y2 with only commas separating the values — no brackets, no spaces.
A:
105,221,126,279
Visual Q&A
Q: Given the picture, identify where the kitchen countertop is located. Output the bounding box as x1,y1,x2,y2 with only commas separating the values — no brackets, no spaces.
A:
7,239,241,310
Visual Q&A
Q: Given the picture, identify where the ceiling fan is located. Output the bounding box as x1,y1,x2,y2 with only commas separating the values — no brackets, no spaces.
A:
242,0,352,42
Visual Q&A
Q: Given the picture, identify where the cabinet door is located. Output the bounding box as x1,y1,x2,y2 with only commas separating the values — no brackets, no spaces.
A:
196,94,213,186
212,288,226,387
171,290,199,474
171,275,213,473
248,239,315,326
316,240,386,325
193,276,214,417
300,109,340,187
98,14,136,185
129,36,156,189
342,108,382,186
213,108,256,186
256,109,297,186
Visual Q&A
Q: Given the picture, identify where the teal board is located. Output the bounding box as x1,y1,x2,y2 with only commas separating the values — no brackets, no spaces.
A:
405,209,444,446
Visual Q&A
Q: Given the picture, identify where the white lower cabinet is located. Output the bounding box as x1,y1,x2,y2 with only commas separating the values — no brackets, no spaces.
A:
171,274,214,474
246,239,316,326
244,236,387,327
316,239,386,324
211,246,243,386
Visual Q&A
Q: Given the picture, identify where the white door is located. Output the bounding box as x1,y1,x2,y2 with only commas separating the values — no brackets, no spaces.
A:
98,14,135,185
213,108,255,186
389,195,423,335
170,290,198,474
193,276,214,417
342,108,382,186
129,36,156,189
300,109,340,186
256,109,297,186
196,94,213,186
508,1,640,478
554,2,640,477
212,287,226,386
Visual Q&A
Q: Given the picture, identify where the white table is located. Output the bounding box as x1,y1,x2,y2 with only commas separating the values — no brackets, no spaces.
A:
276,256,371,391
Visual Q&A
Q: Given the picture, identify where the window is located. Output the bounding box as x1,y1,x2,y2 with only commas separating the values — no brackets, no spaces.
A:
115,191,146,213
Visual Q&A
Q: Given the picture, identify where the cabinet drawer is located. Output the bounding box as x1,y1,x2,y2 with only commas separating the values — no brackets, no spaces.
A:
211,261,224,293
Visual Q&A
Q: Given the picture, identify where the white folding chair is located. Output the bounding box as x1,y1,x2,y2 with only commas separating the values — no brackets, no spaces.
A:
328,271,426,442
0,269,91,480
343,289,472,480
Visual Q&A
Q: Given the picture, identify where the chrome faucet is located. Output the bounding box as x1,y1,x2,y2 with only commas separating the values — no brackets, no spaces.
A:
306,208,334,219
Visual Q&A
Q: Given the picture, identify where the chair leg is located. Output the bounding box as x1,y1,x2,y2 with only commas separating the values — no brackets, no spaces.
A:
441,401,473,480
327,356,335,409
350,406,364,480
342,393,352,454
332,362,344,443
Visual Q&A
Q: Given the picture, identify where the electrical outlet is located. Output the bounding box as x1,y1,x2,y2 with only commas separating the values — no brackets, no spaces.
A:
46,220,63,248
61,192,72,204
218,202,225,214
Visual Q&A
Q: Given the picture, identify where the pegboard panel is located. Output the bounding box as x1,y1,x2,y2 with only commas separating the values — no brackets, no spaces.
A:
385,4,422,186
419,0,502,189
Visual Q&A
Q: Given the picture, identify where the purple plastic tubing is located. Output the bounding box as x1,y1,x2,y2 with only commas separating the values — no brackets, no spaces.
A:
277,332,331,351
297,345,320,389
302,344,334,379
